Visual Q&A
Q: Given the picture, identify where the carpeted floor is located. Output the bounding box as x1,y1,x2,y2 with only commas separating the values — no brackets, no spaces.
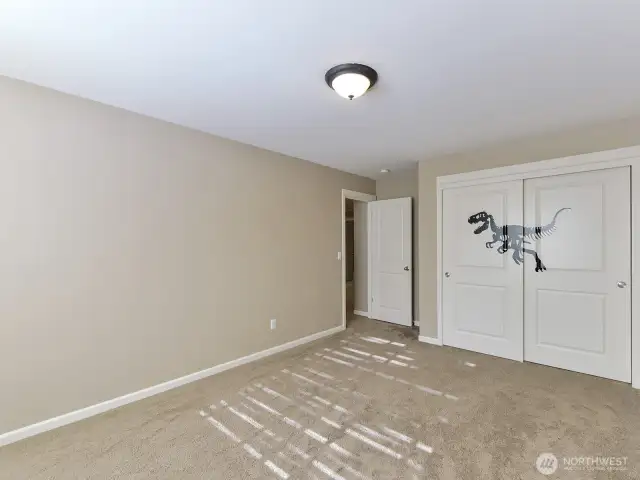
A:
1,316,638,479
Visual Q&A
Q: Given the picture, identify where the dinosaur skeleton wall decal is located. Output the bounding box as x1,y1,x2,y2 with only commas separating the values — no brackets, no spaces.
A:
468,208,571,272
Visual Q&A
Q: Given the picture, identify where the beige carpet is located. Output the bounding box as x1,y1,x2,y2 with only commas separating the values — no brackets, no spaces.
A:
1,317,638,479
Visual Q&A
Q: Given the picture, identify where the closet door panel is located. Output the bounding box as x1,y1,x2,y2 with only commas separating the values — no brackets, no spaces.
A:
523,167,631,382
442,181,524,361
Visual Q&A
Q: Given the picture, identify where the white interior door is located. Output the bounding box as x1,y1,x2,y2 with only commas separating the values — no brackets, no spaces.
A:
524,167,631,382
442,181,524,361
370,198,412,326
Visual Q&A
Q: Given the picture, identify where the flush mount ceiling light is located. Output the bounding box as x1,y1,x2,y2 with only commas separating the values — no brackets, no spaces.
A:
380,169,391,173
325,63,378,100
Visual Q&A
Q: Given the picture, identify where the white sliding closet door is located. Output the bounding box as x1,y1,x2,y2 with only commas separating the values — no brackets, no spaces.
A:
523,167,631,382
442,181,524,361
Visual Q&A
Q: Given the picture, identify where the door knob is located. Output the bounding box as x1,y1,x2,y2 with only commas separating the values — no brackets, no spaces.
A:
445,272,451,278
617,281,627,288
404,266,410,271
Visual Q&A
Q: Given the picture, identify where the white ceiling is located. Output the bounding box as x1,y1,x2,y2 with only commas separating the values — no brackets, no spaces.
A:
2,1,640,178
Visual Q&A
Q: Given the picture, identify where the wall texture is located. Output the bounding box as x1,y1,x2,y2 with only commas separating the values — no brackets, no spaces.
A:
376,168,419,323
418,117,640,338
0,76,375,434
353,201,368,313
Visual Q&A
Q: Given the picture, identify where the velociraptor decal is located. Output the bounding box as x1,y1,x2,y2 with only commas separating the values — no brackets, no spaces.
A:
468,208,571,272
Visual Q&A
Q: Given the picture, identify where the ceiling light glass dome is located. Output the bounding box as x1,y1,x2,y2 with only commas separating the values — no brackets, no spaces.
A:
325,64,378,100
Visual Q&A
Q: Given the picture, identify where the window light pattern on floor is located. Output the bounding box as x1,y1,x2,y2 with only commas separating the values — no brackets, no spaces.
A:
197,332,460,478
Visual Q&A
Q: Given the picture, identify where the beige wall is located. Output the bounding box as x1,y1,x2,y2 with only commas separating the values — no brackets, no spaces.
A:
376,167,419,323
418,117,640,337
353,201,368,312
0,76,375,434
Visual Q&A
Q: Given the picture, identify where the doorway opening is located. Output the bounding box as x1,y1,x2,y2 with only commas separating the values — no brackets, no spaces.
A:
345,199,368,326
341,190,414,329
342,190,376,329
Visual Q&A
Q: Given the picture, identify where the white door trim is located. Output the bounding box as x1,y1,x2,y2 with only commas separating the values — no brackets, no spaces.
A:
342,189,377,329
435,144,640,389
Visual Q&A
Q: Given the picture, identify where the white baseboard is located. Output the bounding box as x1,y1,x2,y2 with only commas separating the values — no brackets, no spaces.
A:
419,335,443,346
353,310,369,318
0,324,344,448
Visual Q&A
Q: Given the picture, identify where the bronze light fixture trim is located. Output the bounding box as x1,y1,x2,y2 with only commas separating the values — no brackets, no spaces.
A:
325,63,378,100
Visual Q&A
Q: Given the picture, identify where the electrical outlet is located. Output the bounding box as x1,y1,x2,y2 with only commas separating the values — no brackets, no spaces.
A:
270,319,277,330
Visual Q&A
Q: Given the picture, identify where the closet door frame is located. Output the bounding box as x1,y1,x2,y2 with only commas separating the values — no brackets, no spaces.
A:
434,145,640,389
